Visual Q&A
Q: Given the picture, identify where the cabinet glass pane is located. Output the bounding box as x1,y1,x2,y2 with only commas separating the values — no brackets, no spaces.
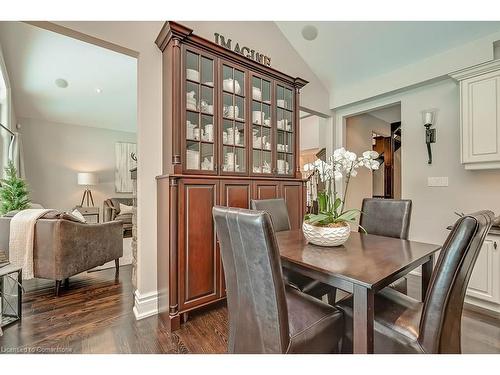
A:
263,103,271,127
277,154,289,175
223,93,234,118
186,141,200,170
235,147,245,172
234,69,245,94
200,86,214,114
284,110,292,131
284,88,293,109
186,82,199,111
277,108,284,129
223,119,233,145
200,143,214,171
252,77,261,100
252,126,261,149
252,101,262,125
262,127,271,150
201,56,213,86
186,51,199,82
277,85,284,104
235,122,245,147
201,115,214,143
223,146,235,172
235,96,245,121
262,151,272,174
252,150,261,173
262,80,271,103
186,112,199,140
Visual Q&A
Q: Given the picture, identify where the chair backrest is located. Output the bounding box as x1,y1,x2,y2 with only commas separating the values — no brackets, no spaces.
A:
250,198,291,232
213,206,290,353
418,210,494,353
360,198,412,239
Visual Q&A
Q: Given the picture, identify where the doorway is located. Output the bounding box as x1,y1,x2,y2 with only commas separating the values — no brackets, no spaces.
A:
344,103,401,219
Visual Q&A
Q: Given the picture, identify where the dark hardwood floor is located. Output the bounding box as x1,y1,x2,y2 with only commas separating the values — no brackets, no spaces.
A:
0,266,499,353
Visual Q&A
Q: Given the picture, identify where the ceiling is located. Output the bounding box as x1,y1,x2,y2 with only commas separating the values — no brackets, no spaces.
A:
0,22,137,133
369,104,401,124
276,21,500,92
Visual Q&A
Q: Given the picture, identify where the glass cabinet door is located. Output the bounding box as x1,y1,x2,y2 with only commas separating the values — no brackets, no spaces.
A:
221,63,246,174
185,49,215,172
276,84,294,176
251,75,273,175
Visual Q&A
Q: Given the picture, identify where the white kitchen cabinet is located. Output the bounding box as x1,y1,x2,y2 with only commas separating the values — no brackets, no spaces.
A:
465,234,500,313
450,60,500,170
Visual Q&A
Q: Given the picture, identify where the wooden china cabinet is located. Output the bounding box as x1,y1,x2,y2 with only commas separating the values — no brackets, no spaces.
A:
156,21,308,331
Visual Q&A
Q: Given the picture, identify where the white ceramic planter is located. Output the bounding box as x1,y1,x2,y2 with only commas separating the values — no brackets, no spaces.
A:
302,221,351,247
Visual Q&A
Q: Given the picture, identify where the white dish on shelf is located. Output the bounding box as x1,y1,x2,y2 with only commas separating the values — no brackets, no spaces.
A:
252,87,262,101
186,69,200,82
223,78,241,95
252,111,265,124
277,99,287,108
203,81,213,87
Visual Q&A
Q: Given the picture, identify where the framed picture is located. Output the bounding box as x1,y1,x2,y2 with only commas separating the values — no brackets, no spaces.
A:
115,142,137,193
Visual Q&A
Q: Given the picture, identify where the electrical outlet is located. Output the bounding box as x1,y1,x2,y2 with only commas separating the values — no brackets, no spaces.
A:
427,177,449,187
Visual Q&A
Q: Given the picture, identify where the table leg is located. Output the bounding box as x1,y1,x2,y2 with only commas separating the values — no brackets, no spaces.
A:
353,284,374,354
421,254,434,302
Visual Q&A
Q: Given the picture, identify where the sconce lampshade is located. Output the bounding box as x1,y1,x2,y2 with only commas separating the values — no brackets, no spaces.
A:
77,172,98,186
424,111,434,126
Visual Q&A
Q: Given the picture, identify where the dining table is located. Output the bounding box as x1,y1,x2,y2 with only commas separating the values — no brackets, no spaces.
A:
276,229,442,354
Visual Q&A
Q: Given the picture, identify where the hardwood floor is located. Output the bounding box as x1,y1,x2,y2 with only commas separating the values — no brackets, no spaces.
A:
0,266,499,353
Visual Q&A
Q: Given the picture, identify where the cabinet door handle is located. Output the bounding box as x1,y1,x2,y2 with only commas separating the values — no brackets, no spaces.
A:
494,241,498,250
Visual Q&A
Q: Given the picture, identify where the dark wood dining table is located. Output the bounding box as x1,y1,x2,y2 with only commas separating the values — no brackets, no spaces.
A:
276,229,441,354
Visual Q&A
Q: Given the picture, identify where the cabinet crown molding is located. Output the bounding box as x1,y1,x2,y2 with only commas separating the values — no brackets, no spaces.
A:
449,59,500,81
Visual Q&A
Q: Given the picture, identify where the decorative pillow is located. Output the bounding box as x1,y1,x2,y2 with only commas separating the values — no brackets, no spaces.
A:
71,209,87,223
119,203,133,215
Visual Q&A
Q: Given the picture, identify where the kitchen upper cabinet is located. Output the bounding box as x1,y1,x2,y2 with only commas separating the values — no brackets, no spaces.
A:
451,60,500,170
466,235,500,313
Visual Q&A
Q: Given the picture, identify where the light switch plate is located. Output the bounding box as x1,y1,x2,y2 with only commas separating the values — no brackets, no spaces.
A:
427,177,449,187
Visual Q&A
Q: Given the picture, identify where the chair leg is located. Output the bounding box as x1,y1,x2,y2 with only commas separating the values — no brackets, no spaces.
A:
55,280,62,297
327,289,337,306
115,259,120,278
64,278,69,289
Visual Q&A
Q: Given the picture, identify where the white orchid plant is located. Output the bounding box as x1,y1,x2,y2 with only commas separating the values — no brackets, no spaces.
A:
303,147,380,228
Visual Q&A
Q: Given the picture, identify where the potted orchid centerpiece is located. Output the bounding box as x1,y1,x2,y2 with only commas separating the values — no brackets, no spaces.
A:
302,147,380,246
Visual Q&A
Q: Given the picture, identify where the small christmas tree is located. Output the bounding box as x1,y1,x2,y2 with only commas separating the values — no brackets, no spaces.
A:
0,161,30,214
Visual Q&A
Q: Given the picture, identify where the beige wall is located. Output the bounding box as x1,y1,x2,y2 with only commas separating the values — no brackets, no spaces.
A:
20,117,135,216
345,114,390,226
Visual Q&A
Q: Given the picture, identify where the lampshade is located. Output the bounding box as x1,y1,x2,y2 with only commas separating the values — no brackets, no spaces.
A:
77,172,98,186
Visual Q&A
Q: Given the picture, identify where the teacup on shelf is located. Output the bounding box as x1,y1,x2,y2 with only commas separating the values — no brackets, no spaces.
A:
252,86,262,101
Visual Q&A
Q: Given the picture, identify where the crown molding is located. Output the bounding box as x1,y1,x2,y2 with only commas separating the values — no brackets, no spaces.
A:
449,59,500,81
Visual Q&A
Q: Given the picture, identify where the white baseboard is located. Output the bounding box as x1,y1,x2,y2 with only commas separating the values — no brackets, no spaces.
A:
133,289,158,320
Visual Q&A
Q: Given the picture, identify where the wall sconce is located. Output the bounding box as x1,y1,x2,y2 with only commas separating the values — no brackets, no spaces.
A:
423,110,436,164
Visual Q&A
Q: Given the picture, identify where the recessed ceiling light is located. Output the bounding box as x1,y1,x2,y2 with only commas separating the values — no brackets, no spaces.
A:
54,78,68,88
95,88,103,94
301,25,318,41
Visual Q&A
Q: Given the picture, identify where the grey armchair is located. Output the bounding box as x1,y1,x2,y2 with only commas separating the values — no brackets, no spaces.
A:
103,198,133,238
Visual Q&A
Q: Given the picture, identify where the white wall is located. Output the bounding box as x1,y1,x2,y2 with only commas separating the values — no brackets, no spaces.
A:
53,21,164,319
336,79,500,245
332,30,500,108
20,117,135,216
345,113,391,226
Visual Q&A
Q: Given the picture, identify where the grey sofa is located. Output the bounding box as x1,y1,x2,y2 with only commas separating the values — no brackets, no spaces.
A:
103,198,133,238
0,211,123,295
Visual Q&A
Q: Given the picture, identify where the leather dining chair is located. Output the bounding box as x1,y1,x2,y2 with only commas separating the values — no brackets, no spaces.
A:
250,198,337,304
336,210,493,354
360,198,413,294
213,206,344,353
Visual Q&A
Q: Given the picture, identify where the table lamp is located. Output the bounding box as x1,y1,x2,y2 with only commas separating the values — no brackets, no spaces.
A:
77,172,98,207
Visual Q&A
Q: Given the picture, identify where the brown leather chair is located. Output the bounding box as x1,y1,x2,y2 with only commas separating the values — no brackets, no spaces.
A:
213,206,344,353
103,198,133,238
250,198,336,303
337,210,493,354
360,198,412,294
